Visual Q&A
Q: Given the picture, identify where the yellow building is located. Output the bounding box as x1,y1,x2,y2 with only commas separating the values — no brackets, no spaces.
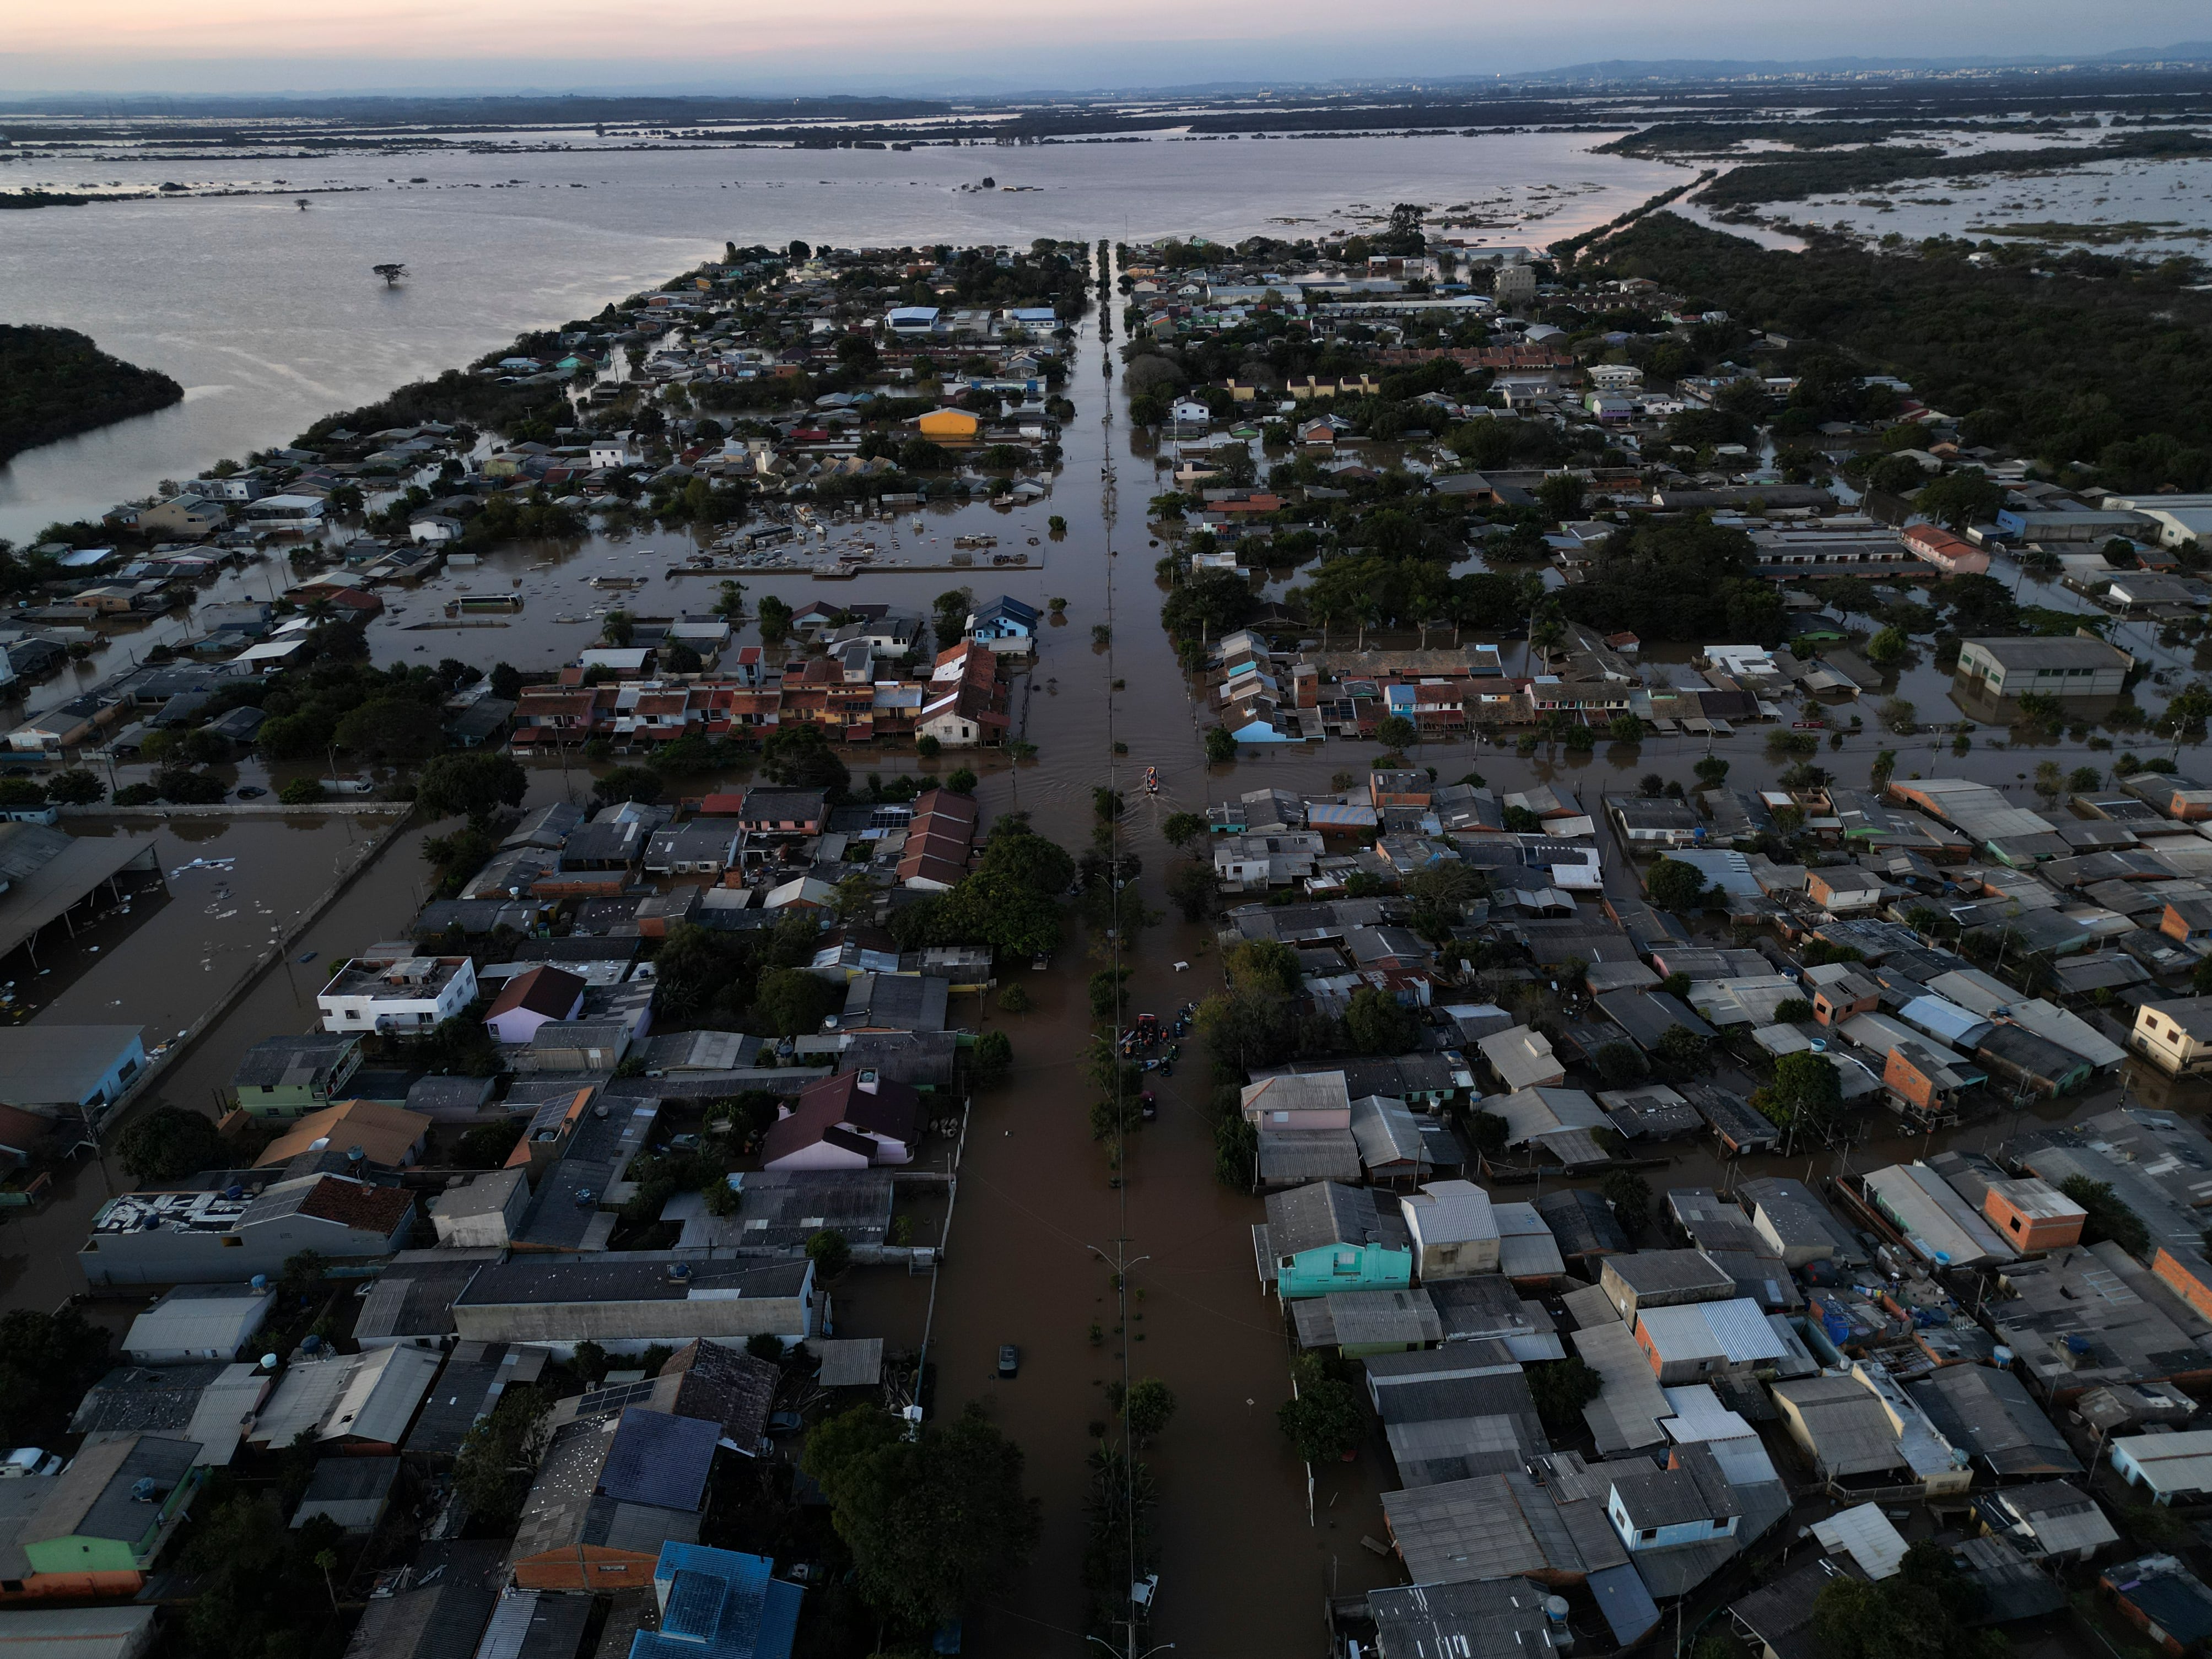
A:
916,408,980,441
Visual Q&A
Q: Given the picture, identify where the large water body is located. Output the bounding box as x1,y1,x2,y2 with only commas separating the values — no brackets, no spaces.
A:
0,131,1685,542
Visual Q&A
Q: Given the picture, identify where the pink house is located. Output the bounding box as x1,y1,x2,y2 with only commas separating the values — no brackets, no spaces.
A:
483,965,586,1045
760,1071,922,1170
1902,523,1989,576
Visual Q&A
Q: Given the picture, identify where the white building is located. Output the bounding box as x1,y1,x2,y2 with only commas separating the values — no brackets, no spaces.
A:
316,955,479,1035
2111,1430,2212,1505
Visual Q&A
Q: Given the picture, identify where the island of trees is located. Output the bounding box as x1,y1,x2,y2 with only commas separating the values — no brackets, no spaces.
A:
0,325,184,463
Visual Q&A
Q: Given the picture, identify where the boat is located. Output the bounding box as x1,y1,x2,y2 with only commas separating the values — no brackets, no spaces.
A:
1143,767,1160,795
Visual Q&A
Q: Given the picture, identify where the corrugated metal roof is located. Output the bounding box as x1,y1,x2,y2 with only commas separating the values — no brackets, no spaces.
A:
1636,1299,1789,1364
1811,1504,1909,1580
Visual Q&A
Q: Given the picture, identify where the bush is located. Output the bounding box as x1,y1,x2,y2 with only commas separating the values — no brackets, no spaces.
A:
117,1106,223,1182
278,778,326,805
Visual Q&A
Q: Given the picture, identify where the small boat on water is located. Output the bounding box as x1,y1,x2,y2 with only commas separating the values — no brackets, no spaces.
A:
1143,767,1160,795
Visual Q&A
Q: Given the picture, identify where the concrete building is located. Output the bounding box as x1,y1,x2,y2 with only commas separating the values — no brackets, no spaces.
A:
0,1026,147,1122
2130,999,2212,1078
451,1256,817,1354
229,1033,364,1120
1399,1180,1500,1280
317,955,479,1035
79,1174,415,1288
429,1168,532,1249
2111,1431,2212,1506
122,1283,274,1363
1954,636,2132,711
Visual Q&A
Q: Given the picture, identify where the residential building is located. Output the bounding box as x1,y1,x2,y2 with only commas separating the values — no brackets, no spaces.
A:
251,1100,430,1170
244,1345,442,1453
509,1409,719,1591
1633,1299,1792,1385
1398,1180,1500,1279
229,1033,363,1119
123,1283,274,1363
2131,1000,2212,1078
1982,1177,2087,1253
2099,1554,2212,1657
484,966,588,1045
316,955,479,1035
0,1026,147,1121
3,1436,203,1599
429,1169,532,1249
760,1071,922,1170
451,1256,817,1353
1255,1181,1413,1299
629,1543,800,1659
79,1173,415,1287
1600,1250,1737,1324
2112,1432,2212,1506
1977,1482,2118,1563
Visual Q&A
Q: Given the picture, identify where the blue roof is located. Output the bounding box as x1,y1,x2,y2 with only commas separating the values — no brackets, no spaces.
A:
976,595,1040,623
887,307,940,325
639,1543,800,1659
1588,1563,1661,1646
601,1409,719,1511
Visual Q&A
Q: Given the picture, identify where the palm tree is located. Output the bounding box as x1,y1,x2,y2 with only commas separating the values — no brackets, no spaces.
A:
1529,613,1566,675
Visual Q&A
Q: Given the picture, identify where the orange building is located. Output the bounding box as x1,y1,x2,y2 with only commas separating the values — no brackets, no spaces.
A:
1981,1177,2086,1254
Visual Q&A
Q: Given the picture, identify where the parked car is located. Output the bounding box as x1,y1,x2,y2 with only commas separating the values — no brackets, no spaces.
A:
1,1448,61,1478
996,1344,1020,1379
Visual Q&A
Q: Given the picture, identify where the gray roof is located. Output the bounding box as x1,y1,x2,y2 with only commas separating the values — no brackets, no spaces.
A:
1369,1580,1572,1659
1602,1249,1736,1305
232,1033,359,1091
0,1023,144,1109
1383,1469,1587,1585
339,1539,509,1659
458,1255,810,1308
729,1169,893,1249
1963,635,2130,671
598,1408,719,1510
70,1363,229,1438
1263,1180,1409,1258
354,1258,487,1344
1293,1289,1442,1352
1911,1362,2080,1477
1773,1376,1906,1478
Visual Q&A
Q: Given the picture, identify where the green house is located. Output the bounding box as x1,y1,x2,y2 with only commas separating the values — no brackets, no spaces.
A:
19,1434,203,1579
1256,1181,1413,1300
230,1033,364,1120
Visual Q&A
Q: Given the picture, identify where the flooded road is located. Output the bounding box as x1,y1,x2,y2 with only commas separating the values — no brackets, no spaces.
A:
5,223,2209,1659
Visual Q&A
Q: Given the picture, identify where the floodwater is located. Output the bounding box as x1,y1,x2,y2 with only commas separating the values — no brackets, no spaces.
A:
8,184,2212,1657
0,811,412,1312
0,129,1685,543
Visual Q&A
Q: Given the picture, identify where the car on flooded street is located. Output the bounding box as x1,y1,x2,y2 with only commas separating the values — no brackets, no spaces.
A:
996,1344,1019,1379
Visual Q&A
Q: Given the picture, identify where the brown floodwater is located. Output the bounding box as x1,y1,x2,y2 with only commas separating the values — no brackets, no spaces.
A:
14,244,2212,1658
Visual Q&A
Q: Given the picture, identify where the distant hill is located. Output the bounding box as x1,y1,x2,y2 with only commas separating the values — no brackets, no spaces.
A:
0,325,183,466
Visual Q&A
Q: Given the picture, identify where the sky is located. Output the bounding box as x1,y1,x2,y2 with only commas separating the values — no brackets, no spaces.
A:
1,0,2209,96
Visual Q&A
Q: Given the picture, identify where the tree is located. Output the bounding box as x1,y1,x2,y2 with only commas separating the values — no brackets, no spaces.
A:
1344,986,1418,1055
44,768,102,805
592,764,663,807
452,1385,552,1527
416,750,527,825
756,593,793,642
1654,1024,1711,1076
1595,1041,1647,1088
1161,810,1208,851
2060,1176,2150,1258
1693,755,1730,789
1761,1050,1843,1133
1866,626,1909,666
0,1306,110,1445
1644,858,1711,913
332,695,444,761
1774,998,1814,1023
806,1228,853,1282
1375,714,1418,752
1214,1112,1258,1189
1196,988,1298,1070
279,778,326,805
1121,1377,1177,1445
1277,1370,1363,1463
1915,468,2005,532
1525,1357,1604,1438
1537,471,1587,525
1089,968,1132,1023
116,1105,222,1182
1603,1171,1653,1239
1205,726,1238,763
801,1402,1042,1629
751,967,843,1036
971,1029,1013,1089
1225,938,1302,997
946,768,978,795
1165,861,1216,922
